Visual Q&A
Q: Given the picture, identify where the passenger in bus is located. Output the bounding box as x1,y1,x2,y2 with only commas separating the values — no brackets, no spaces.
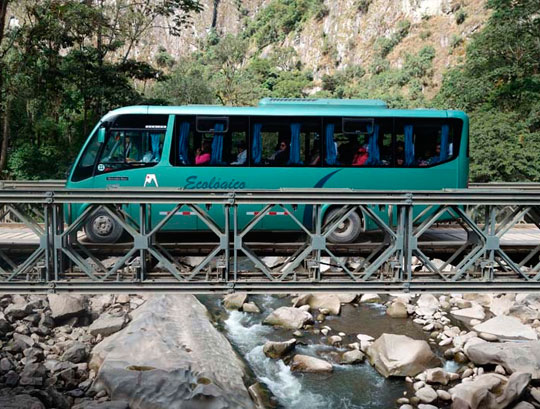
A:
310,146,321,166
419,144,441,166
231,141,247,165
352,146,369,166
395,141,405,166
195,140,212,165
269,140,289,165
338,136,359,164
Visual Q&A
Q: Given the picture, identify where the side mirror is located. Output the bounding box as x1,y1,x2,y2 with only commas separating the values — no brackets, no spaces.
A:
97,127,106,144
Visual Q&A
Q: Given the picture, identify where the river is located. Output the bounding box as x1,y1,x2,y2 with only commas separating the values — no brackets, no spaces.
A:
200,294,457,409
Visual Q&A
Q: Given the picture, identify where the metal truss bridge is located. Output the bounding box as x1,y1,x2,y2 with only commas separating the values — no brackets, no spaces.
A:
0,181,539,293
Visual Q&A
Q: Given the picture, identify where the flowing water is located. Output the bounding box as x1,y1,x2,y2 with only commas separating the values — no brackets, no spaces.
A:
199,295,451,409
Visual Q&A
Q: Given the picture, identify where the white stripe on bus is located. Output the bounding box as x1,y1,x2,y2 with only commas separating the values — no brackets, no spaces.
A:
159,211,195,216
246,211,289,216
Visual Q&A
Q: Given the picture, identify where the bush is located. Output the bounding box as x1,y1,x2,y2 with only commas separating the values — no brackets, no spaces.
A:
355,0,373,14
455,9,467,25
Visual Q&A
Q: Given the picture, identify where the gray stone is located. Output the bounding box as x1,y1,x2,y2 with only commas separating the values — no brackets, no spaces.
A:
416,386,437,403
387,301,408,318
223,293,247,310
89,313,126,337
72,401,130,409
90,294,255,408
263,307,312,329
4,302,33,320
0,395,45,409
47,294,86,320
242,302,261,314
512,402,535,409
340,349,365,364
263,339,296,359
290,354,333,373
466,341,540,379
473,316,537,341
307,294,341,315
62,342,88,363
0,357,13,371
367,333,440,377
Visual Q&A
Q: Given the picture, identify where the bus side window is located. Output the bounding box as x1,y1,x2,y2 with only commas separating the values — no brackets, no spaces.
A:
71,131,102,182
252,117,320,167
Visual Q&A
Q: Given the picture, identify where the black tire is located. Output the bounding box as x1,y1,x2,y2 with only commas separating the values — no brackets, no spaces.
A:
84,210,124,243
325,208,363,244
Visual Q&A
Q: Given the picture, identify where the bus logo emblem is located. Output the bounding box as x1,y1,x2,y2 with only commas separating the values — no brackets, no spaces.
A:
144,174,159,187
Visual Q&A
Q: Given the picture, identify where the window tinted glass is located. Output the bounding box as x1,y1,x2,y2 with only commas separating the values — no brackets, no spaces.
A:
96,129,164,174
71,131,101,182
252,116,321,166
172,115,248,166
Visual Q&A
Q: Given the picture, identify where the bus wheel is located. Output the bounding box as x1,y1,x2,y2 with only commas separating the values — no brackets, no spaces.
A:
84,210,124,243
326,209,362,244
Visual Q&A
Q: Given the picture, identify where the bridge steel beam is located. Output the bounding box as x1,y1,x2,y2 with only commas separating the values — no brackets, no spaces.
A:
0,188,538,293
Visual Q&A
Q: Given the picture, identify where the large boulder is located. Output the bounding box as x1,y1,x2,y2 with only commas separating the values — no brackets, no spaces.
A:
263,307,312,329
88,313,126,338
47,295,86,320
466,341,540,380
307,294,341,315
223,293,247,310
449,372,530,409
90,295,255,409
290,355,333,373
415,294,439,317
450,304,486,322
0,394,45,409
263,339,296,359
387,301,408,318
336,293,358,304
473,316,537,341
490,296,515,316
366,334,440,378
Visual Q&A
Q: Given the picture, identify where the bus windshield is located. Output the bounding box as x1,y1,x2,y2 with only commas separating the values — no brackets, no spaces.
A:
97,129,165,174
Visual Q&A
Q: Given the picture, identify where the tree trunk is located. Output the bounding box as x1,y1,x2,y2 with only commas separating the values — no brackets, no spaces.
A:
0,0,8,46
211,0,220,29
0,98,10,172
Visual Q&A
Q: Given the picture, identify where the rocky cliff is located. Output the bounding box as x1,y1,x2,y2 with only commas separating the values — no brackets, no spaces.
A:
141,0,489,93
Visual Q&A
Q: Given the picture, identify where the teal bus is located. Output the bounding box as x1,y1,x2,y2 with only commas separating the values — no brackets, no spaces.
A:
66,98,469,243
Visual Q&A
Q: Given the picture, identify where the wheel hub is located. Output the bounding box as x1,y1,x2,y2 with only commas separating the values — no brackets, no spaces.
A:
93,215,113,236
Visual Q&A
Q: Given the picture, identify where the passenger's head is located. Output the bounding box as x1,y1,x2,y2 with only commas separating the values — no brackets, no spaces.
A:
202,140,212,153
357,146,367,155
396,141,405,152
236,141,246,152
435,144,441,155
278,140,288,151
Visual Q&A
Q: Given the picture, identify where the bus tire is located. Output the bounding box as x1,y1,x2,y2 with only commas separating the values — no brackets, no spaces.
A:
84,210,124,243
326,208,362,244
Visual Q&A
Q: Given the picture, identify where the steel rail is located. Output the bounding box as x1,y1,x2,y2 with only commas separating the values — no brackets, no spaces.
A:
0,188,539,205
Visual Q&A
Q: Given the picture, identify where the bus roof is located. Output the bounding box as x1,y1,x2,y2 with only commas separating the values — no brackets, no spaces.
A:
102,99,467,122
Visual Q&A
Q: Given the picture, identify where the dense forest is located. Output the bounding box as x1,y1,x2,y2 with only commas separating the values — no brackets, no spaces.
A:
0,0,538,182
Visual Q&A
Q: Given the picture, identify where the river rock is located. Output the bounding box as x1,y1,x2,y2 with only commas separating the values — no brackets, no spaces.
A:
508,305,539,324
416,294,439,317
359,293,380,303
463,293,493,307
387,301,408,318
242,302,261,313
336,293,357,304
340,349,365,364
62,342,88,363
416,386,438,403
512,403,535,409
89,313,126,337
90,295,255,408
263,339,296,359
72,402,129,409
450,372,530,409
490,296,514,316
48,294,86,320
0,394,45,409
4,301,33,321
367,334,440,377
425,367,452,385
466,341,540,379
290,355,333,373
307,294,341,315
451,304,486,322
473,316,537,341
223,293,247,310
263,307,313,329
